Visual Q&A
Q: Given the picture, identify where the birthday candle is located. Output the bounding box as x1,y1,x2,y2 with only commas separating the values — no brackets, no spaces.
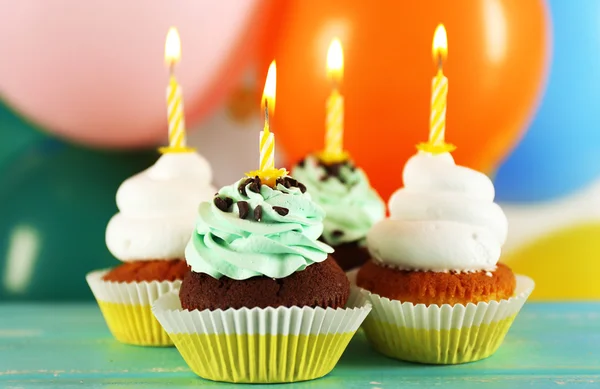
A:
417,24,455,154
429,24,448,147
260,61,277,171
166,76,186,149
324,38,345,160
164,27,188,151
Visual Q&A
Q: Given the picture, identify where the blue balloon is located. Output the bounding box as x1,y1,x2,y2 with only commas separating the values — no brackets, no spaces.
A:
495,0,600,202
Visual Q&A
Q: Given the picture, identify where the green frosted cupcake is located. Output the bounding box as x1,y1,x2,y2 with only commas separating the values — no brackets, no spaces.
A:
152,174,372,383
292,154,385,270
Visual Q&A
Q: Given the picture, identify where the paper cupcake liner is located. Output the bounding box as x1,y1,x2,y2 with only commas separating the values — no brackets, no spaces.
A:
152,288,372,383
86,269,181,346
352,272,534,364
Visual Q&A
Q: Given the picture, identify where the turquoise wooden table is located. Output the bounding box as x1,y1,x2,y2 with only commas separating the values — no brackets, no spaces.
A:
0,303,598,388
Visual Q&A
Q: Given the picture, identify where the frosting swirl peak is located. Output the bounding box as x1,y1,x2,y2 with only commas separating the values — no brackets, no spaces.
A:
106,152,215,261
185,176,333,280
367,152,508,272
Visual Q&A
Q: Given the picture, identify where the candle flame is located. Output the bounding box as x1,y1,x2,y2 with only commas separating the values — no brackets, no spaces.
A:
432,24,448,63
327,38,344,82
262,60,277,116
165,27,181,65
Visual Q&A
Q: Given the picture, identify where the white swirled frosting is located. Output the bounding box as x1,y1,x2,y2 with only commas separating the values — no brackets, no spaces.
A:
367,151,508,272
106,152,216,261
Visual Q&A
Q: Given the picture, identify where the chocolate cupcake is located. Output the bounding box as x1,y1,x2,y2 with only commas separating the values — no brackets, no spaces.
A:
180,256,348,310
292,155,385,271
181,174,346,304
86,151,215,346
152,173,371,383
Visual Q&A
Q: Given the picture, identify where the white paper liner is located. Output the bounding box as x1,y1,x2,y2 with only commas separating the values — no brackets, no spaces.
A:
152,287,371,336
349,270,534,364
354,274,534,330
86,269,181,305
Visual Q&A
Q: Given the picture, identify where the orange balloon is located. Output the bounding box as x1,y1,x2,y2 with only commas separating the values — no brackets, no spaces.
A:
261,0,550,200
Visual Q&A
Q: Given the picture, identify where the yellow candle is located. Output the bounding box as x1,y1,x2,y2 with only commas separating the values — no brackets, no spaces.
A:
429,69,448,146
418,24,455,154
160,27,193,154
260,61,277,171
245,60,287,187
322,38,347,163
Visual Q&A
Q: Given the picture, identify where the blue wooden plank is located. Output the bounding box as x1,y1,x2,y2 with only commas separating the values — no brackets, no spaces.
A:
0,303,598,388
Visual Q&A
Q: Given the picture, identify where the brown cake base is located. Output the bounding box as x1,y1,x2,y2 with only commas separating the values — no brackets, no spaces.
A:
357,260,516,306
179,256,350,311
102,259,189,283
330,241,370,271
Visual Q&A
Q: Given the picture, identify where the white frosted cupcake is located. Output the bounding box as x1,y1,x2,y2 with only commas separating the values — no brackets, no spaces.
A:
87,151,215,346
355,150,534,364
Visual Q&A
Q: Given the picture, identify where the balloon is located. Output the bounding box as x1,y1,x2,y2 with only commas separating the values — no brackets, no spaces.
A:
0,0,271,148
505,223,600,300
0,106,157,300
261,0,549,200
495,0,600,203
0,102,47,168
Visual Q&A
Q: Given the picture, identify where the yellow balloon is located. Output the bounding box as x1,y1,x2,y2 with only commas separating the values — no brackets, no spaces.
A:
504,223,600,300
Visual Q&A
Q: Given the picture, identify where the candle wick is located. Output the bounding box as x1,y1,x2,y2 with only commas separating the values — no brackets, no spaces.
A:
264,98,270,131
437,53,444,73
331,75,341,92
169,62,175,78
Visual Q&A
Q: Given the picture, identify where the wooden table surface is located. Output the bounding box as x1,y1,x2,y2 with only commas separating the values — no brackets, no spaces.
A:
0,302,599,388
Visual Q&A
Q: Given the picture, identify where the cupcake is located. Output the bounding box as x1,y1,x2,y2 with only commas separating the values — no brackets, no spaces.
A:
152,174,371,383
355,150,534,364
86,151,215,346
292,155,385,271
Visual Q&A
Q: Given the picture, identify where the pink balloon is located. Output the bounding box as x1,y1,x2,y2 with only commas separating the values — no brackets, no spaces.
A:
0,1,268,148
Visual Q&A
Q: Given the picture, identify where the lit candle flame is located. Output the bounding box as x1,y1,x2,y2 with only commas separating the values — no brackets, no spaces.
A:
261,60,277,119
165,27,182,66
432,24,448,67
327,38,344,83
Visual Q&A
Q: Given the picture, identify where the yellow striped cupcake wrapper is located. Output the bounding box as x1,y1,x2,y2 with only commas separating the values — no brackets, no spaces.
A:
86,270,181,347
152,290,372,383
356,274,534,364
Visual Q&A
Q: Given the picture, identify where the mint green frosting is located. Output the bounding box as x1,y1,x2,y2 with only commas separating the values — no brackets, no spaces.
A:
292,155,385,246
185,177,333,280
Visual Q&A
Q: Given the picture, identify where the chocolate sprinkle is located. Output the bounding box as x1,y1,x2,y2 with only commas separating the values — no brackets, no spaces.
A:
317,158,355,183
214,197,230,212
332,230,345,238
238,178,254,197
275,176,308,193
245,174,308,195
297,159,306,168
249,176,261,193
224,197,233,208
254,205,263,221
272,206,289,216
325,164,341,177
237,201,249,219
